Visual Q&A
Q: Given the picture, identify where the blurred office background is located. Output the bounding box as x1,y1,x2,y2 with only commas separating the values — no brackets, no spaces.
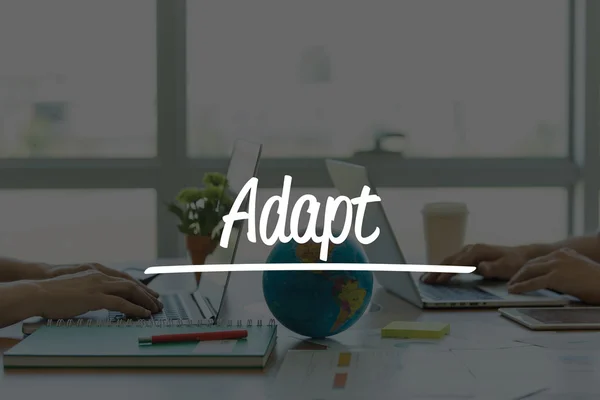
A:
0,0,594,264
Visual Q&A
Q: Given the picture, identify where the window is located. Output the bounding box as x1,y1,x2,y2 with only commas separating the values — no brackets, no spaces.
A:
0,190,156,263
0,0,156,158
187,0,568,158
0,1,596,263
236,188,567,263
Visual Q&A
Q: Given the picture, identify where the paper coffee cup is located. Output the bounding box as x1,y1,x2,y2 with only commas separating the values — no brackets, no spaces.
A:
422,202,468,265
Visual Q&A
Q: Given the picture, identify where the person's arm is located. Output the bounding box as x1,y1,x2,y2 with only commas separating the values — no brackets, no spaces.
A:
424,233,600,284
520,234,600,263
0,270,162,329
508,247,600,304
0,257,161,303
0,257,48,283
0,281,40,328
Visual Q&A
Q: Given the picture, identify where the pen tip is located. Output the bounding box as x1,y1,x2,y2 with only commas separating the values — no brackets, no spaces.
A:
138,337,152,344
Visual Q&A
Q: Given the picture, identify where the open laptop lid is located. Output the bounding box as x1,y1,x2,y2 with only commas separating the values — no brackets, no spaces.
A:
325,159,424,307
192,140,262,320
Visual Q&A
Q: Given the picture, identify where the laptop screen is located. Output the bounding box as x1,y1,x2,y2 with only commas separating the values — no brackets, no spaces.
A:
325,159,408,265
192,140,262,319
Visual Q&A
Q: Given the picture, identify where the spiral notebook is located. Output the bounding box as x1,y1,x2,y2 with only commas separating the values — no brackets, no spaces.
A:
4,319,277,369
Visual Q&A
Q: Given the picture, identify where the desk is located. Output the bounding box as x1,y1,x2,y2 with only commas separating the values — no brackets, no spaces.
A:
0,264,593,399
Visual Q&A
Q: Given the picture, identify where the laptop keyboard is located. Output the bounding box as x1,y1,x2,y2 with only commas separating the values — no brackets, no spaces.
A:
108,293,189,321
418,283,501,301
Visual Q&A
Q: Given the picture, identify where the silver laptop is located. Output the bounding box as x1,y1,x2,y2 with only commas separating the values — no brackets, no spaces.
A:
325,159,569,309
23,140,262,334
131,139,262,322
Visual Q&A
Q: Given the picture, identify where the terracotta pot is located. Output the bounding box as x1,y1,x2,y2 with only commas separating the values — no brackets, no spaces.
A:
186,235,218,285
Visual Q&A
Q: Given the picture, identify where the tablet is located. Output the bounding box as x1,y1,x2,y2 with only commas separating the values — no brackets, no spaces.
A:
499,307,600,330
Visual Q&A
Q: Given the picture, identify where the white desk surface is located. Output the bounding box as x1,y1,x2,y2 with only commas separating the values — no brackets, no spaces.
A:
0,259,597,399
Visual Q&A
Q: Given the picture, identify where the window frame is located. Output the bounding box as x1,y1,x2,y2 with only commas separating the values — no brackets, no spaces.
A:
0,0,596,258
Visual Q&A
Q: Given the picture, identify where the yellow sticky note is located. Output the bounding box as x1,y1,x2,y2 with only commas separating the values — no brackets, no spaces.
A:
381,321,450,339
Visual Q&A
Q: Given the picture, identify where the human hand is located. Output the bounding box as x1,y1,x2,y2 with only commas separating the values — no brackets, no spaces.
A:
43,262,160,299
508,248,600,304
421,243,531,284
31,269,162,319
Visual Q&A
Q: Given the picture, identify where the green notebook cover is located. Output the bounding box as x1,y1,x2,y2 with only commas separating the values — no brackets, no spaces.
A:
4,323,277,369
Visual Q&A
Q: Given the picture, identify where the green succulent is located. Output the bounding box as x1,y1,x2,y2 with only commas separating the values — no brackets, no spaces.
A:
176,188,205,203
203,172,228,187
166,172,234,239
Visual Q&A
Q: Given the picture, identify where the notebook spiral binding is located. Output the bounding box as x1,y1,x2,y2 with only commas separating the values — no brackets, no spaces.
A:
45,318,277,328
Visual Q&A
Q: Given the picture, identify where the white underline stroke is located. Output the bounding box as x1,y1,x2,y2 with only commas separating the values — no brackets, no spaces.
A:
144,264,476,274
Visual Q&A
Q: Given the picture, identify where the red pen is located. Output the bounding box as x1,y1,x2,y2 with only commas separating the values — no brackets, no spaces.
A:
138,329,248,345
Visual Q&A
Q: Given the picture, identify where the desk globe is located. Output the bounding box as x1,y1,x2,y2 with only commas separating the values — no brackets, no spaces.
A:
263,235,373,338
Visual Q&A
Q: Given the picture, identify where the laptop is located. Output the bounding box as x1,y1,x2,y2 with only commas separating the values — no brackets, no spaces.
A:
325,159,570,309
22,140,262,335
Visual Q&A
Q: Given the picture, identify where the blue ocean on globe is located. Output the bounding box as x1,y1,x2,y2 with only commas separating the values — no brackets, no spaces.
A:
263,235,374,338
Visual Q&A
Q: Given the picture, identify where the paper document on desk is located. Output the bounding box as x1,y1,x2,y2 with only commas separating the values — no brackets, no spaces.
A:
0,321,26,340
271,348,472,398
451,346,600,392
528,392,600,399
271,349,544,400
445,320,542,341
451,346,550,381
514,333,600,350
292,327,527,352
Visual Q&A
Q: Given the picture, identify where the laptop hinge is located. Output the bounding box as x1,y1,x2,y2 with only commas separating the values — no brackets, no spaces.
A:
192,292,216,321
409,273,425,308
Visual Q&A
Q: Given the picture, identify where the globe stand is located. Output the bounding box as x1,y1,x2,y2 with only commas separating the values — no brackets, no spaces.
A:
368,303,382,313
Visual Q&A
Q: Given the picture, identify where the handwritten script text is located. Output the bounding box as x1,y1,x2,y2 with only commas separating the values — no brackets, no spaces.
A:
220,176,381,261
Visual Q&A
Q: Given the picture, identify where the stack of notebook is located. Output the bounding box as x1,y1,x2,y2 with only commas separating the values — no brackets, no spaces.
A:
4,321,277,368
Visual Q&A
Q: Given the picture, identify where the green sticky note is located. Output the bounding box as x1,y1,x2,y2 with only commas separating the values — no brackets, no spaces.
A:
381,321,450,339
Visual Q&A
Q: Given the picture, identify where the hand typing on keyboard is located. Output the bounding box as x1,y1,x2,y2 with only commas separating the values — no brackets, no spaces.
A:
508,248,600,305
0,256,164,328
420,235,600,306
109,294,188,321
421,243,535,285
43,262,161,299
0,268,164,328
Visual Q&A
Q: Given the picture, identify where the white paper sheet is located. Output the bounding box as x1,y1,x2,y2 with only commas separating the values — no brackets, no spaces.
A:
291,327,528,353
0,322,24,340
450,346,600,394
514,333,600,350
271,349,546,400
272,349,471,398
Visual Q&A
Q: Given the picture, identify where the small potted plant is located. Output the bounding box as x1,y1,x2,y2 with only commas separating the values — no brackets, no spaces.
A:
166,172,234,284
